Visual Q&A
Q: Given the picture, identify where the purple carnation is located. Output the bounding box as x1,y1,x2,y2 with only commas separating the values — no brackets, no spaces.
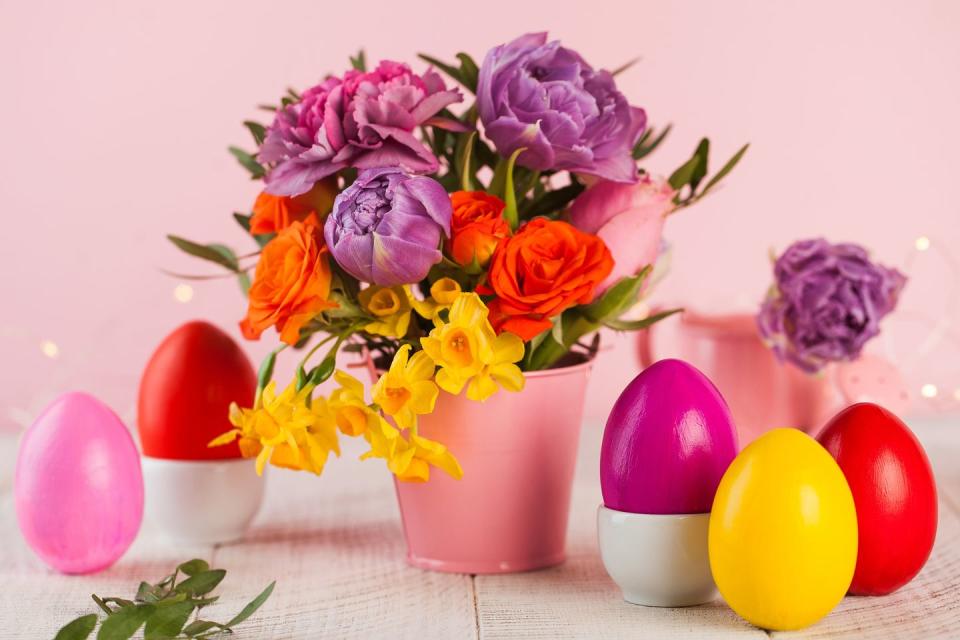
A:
477,32,646,182
260,61,462,197
757,238,907,373
324,167,452,286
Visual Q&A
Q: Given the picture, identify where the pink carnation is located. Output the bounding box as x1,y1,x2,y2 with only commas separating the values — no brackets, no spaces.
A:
260,61,462,197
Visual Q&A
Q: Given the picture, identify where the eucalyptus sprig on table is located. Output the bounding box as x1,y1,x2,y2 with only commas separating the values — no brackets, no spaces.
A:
53,559,275,640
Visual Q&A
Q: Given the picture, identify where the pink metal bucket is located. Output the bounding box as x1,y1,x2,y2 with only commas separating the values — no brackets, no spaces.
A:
391,358,592,574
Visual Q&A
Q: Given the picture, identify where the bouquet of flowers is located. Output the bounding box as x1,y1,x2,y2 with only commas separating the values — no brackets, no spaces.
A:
169,32,747,483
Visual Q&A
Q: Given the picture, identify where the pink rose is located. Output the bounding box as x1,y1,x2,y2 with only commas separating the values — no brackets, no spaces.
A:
568,176,676,295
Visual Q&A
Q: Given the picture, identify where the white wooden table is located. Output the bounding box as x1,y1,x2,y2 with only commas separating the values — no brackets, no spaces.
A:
2,418,959,639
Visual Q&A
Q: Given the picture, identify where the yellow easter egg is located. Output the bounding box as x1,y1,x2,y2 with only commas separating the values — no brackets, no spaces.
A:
709,428,858,631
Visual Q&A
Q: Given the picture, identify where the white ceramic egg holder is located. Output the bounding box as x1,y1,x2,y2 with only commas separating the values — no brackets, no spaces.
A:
141,457,265,545
597,505,716,607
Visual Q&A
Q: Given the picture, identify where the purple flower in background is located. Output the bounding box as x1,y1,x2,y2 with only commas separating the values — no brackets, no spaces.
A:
477,32,646,182
324,167,452,285
757,238,907,373
260,62,462,197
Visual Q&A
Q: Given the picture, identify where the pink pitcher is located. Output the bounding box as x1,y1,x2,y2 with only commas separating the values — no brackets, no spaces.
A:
636,311,835,444
385,358,592,574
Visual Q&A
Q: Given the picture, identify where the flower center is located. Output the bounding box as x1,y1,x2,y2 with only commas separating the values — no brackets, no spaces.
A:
347,180,391,234
368,289,401,316
442,329,474,368
381,386,411,415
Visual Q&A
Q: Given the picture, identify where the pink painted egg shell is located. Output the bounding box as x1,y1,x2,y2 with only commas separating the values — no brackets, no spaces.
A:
14,392,143,574
600,359,738,514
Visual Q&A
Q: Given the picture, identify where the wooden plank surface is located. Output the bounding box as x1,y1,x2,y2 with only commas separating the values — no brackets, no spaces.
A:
0,417,958,639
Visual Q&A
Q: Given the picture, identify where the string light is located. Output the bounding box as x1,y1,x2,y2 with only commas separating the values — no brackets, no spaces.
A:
920,383,938,399
40,340,59,359
173,284,194,303
914,236,931,251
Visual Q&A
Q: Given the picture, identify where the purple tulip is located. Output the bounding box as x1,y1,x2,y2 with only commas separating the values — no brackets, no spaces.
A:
260,61,462,197
757,238,907,373
324,168,452,286
477,32,646,183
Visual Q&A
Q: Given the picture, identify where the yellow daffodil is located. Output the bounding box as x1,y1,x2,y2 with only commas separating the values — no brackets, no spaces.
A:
411,277,462,320
210,381,340,476
371,344,439,429
359,284,413,337
420,292,525,402
361,416,463,483
328,370,381,437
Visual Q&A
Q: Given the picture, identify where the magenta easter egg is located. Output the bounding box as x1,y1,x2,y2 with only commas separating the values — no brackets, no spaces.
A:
15,392,143,574
600,359,738,514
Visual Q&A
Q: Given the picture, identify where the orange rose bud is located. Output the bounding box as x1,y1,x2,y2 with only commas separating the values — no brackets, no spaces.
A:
249,177,338,235
481,218,614,341
449,191,511,267
240,214,338,345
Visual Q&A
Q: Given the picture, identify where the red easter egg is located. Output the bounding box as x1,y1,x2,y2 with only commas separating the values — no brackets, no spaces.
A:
817,402,937,595
138,321,256,460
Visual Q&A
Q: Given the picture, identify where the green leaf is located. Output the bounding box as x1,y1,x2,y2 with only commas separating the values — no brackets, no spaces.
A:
501,147,526,230
611,56,640,77
54,614,98,640
295,365,308,391
238,271,251,296
689,138,710,192
457,131,478,192
228,146,265,179
182,620,229,637
521,181,585,219
455,52,479,92
243,121,267,146
174,570,226,597
167,235,240,272
417,54,464,87
668,141,706,191
91,595,112,616
233,212,252,232
257,350,278,393
225,581,276,627
349,49,367,72
582,267,651,322
308,357,336,386
135,581,158,603
604,308,683,331
143,601,194,639
97,604,155,640
177,559,209,577
633,124,672,160
699,143,750,197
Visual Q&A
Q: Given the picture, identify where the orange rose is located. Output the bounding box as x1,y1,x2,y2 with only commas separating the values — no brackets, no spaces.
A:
240,214,337,345
449,191,511,266
482,218,614,341
249,177,338,235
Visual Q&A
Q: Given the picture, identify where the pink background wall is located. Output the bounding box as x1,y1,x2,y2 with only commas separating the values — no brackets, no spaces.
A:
2,0,958,431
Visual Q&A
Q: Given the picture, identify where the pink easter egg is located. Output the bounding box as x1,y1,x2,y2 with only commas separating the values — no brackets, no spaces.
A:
601,359,739,514
15,392,143,574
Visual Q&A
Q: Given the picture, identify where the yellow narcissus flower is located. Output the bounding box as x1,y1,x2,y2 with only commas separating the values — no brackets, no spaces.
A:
358,285,413,337
328,370,382,437
372,344,439,429
361,416,463,483
411,277,462,320
420,292,525,402
210,381,340,476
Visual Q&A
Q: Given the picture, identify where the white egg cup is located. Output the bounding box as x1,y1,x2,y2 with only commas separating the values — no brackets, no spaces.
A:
597,505,716,607
141,456,265,545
